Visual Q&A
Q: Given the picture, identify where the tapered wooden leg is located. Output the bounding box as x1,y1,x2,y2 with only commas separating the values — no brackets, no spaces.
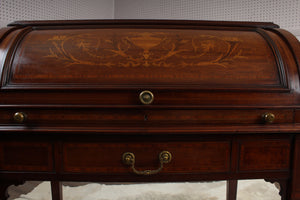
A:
226,180,238,200
51,181,62,200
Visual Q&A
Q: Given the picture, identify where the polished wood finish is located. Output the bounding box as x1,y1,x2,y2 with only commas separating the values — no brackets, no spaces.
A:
227,180,238,200
7,28,282,88
291,136,300,199
0,19,300,200
0,142,53,171
63,141,230,173
8,19,280,28
0,108,293,127
51,181,63,200
238,139,290,171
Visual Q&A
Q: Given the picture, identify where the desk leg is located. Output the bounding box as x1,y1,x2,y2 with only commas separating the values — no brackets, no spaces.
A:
279,181,288,200
0,182,11,200
226,180,237,200
51,181,63,200
265,179,288,200
0,181,24,200
290,136,300,200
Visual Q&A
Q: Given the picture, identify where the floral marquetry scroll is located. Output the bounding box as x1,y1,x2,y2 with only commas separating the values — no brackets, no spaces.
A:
45,32,246,68
8,28,281,88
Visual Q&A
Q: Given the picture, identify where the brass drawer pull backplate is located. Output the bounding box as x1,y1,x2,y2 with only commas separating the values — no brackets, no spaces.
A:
122,151,172,175
263,112,275,123
139,90,154,105
13,112,27,123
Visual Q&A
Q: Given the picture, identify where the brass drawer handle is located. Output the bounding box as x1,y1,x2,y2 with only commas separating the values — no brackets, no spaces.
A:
139,90,154,105
13,112,27,123
122,151,172,175
263,112,275,123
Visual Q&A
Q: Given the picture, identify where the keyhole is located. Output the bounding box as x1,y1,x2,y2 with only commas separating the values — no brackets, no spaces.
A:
144,114,148,121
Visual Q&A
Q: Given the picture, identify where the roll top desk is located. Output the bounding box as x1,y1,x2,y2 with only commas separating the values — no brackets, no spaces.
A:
0,20,300,200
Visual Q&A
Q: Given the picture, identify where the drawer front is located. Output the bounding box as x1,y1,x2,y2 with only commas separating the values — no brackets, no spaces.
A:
0,108,293,127
0,142,53,171
63,141,231,174
238,139,290,172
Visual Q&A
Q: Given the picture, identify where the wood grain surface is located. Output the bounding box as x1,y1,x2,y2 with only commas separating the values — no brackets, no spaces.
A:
0,20,299,200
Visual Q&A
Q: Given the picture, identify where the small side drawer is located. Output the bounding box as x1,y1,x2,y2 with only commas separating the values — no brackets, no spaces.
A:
63,141,231,174
238,139,290,172
0,142,53,171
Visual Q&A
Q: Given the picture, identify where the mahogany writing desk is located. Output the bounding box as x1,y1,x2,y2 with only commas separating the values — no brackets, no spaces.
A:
0,20,300,200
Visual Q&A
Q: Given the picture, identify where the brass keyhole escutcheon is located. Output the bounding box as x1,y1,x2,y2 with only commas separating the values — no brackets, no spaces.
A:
139,90,154,105
263,112,275,123
13,112,27,123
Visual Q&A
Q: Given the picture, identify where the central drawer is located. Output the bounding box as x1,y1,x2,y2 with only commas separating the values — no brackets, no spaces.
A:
63,141,231,174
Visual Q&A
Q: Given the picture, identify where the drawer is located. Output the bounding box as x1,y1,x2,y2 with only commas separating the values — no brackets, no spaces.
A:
0,108,293,127
0,142,53,171
238,139,291,172
63,141,231,174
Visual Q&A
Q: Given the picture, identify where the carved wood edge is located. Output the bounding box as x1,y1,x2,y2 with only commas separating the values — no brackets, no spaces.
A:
265,179,288,200
0,181,25,200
